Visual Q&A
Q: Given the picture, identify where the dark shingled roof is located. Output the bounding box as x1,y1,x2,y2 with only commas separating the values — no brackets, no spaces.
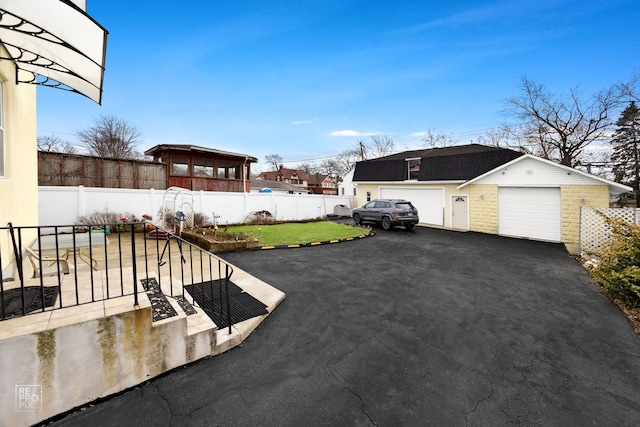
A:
353,144,524,182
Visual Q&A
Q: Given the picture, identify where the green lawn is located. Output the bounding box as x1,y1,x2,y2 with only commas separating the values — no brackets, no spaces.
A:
224,221,369,247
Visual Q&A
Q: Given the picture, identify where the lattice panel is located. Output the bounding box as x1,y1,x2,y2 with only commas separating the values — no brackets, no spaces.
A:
580,207,639,254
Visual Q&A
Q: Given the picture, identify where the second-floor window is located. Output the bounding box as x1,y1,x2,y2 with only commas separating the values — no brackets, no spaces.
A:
407,158,420,180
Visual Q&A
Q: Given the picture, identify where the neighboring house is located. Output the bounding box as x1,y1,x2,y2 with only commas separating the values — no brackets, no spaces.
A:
0,1,107,271
353,144,631,250
250,179,309,194
144,144,258,193
339,168,356,197
307,173,338,195
258,167,309,189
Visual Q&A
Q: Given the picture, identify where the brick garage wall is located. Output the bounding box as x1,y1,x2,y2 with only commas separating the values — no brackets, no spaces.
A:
468,184,498,234
561,185,609,244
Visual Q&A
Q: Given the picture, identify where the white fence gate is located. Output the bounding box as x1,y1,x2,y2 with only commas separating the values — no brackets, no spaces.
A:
38,186,353,227
580,207,640,254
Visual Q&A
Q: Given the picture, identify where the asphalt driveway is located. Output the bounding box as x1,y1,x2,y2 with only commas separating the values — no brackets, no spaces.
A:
50,226,640,426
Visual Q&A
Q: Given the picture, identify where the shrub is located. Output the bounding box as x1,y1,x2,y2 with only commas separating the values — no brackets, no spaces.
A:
245,210,274,225
592,217,640,306
76,210,121,226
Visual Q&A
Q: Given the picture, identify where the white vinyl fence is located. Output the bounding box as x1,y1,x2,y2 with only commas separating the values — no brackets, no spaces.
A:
580,207,640,254
39,186,353,227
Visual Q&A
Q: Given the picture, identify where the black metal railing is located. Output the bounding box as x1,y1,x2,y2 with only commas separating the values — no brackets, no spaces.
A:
0,222,234,333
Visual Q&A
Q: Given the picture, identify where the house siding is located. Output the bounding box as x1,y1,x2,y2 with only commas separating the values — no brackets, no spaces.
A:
355,182,466,228
468,183,609,244
469,185,499,234
560,184,609,244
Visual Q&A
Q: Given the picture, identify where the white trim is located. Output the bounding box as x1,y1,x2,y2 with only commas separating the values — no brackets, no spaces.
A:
356,180,464,185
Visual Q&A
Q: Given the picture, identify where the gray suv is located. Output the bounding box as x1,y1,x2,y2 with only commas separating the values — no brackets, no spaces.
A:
352,199,419,230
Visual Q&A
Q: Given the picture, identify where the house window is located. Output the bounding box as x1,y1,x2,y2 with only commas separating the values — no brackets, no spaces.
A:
0,81,4,178
407,158,420,180
217,165,237,179
366,191,371,202
193,158,214,177
171,157,189,176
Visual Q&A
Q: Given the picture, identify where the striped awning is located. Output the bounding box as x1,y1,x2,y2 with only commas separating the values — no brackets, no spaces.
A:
0,0,108,104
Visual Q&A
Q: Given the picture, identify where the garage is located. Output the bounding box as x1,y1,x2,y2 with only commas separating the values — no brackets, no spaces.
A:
380,187,444,226
498,187,561,242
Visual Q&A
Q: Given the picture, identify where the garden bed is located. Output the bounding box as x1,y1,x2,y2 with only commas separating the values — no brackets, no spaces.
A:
181,229,260,253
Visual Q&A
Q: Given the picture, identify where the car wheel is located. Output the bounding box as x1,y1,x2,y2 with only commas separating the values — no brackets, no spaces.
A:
353,213,362,225
405,223,415,230
381,216,392,230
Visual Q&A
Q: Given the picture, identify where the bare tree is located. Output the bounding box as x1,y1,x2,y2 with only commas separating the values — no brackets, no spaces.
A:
352,135,396,161
265,154,283,171
320,155,354,177
420,130,457,148
76,114,141,159
504,76,628,166
296,162,319,175
368,135,395,158
37,135,77,154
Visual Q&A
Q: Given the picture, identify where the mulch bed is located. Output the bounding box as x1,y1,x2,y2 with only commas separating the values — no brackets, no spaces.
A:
1,286,59,319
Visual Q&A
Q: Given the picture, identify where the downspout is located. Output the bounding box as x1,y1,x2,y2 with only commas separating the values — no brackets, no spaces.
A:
243,156,248,193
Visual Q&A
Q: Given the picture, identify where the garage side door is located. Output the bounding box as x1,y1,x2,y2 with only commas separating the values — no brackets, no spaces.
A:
498,187,561,242
379,187,444,226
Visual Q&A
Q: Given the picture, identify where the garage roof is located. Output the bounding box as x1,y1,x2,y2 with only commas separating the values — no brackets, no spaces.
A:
353,144,523,182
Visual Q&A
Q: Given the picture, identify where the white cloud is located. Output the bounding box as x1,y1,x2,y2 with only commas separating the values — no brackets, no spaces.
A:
291,118,319,125
330,130,378,137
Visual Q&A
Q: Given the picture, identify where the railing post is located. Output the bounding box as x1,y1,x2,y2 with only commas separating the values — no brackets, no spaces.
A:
130,223,138,306
226,263,232,334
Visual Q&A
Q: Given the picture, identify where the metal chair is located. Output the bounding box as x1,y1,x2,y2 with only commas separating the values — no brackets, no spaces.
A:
24,247,70,278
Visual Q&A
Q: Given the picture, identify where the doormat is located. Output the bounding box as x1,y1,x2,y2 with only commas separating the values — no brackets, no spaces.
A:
1,286,59,319
141,278,178,322
185,280,268,329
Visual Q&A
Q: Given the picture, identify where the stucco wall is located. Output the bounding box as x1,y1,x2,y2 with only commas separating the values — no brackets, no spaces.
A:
0,48,38,271
0,303,218,426
468,185,499,234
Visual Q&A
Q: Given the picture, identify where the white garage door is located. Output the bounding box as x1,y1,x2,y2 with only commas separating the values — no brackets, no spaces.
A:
379,187,444,226
498,187,561,242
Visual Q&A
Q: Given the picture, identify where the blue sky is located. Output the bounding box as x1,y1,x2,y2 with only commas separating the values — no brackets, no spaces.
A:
36,0,640,171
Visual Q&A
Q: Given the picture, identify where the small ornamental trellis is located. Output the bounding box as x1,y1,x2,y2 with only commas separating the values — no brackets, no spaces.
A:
161,187,195,234
580,207,640,254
